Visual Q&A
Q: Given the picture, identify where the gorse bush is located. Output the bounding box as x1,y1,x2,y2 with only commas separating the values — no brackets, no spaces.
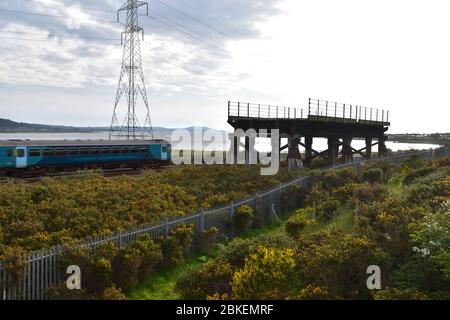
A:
403,167,435,185
162,224,194,267
285,208,316,238
0,165,306,255
176,258,233,300
316,200,340,222
198,227,219,254
233,205,255,235
359,167,384,184
231,246,296,300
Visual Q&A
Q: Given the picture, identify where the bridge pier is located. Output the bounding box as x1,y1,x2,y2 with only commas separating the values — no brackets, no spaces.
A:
304,136,313,167
229,133,239,165
365,137,373,159
244,135,257,166
327,137,338,165
342,137,353,162
287,135,303,171
378,136,388,157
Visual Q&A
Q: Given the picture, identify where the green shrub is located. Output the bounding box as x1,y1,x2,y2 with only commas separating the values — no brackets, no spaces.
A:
162,223,194,267
112,246,142,291
47,282,87,300
231,246,296,300
131,237,163,281
233,205,255,235
163,236,185,268
350,183,388,206
403,167,435,185
359,167,384,184
316,200,340,222
98,285,127,300
373,288,429,300
176,258,233,299
281,184,307,213
198,227,219,254
285,208,316,238
311,157,327,169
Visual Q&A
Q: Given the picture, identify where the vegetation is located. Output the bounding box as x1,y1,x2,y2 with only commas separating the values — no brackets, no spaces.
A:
1,154,449,300
173,156,450,300
0,165,305,255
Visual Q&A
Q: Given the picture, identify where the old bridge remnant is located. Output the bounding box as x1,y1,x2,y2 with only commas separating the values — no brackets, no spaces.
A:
227,98,391,169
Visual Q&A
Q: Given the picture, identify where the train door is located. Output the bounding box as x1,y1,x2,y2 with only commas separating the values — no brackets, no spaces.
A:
15,147,27,168
161,145,168,161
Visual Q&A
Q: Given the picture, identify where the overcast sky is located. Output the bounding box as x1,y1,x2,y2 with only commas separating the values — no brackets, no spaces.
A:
0,0,449,133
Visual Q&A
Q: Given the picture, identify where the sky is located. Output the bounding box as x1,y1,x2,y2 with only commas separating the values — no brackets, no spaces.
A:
0,0,449,133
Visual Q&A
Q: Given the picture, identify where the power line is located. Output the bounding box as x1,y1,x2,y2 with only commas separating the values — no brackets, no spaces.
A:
156,0,231,39
0,35,120,45
147,13,229,55
0,30,119,42
31,0,116,13
0,7,115,23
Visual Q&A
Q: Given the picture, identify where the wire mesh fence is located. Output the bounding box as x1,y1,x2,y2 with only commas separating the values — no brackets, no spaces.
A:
1,147,449,300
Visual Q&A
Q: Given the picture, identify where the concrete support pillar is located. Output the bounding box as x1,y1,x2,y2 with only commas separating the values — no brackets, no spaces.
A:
229,133,238,165
342,137,353,163
287,136,303,171
327,137,337,165
365,137,373,159
244,136,256,166
305,136,313,166
378,136,388,157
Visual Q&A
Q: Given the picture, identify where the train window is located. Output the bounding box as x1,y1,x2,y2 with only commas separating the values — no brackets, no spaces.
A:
29,149,41,157
121,147,130,154
67,148,78,155
43,148,54,156
6,149,13,157
17,149,25,158
55,148,66,156
101,147,110,154
112,147,120,154
139,146,148,153
90,147,99,155
131,146,140,153
162,146,167,153
80,148,89,155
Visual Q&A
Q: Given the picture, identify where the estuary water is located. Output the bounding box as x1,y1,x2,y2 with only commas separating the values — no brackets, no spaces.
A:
0,132,440,153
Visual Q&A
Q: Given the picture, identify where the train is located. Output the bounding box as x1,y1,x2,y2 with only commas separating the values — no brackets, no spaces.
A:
0,139,172,176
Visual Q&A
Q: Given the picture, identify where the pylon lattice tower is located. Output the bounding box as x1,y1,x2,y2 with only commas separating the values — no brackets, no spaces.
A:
109,0,153,140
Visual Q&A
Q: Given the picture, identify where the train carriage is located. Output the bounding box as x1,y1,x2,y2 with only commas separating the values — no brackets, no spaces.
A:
0,140,172,176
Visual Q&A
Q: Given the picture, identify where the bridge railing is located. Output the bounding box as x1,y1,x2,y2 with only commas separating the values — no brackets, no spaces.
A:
1,147,448,300
228,100,390,126
228,101,306,120
308,98,390,125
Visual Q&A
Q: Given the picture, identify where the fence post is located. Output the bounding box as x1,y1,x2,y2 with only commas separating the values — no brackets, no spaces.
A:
200,209,205,232
164,217,170,238
229,201,235,237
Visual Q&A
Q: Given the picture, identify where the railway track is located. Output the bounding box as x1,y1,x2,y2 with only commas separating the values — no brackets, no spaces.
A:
0,164,172,183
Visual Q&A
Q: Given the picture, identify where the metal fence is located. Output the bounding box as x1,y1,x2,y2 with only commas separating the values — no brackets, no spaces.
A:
1,147,449,300
228,101,306,120
308,98,390,125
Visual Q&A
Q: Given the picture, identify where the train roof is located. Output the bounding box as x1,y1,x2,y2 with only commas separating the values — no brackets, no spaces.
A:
0,139,170,147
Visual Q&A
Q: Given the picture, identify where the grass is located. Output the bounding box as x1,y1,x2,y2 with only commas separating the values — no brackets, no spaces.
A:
301,206,354,235
126,218,286,300
127,254,205,300
126,210,352,300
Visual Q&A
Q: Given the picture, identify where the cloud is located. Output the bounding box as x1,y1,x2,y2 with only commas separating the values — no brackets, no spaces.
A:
0,0,285,89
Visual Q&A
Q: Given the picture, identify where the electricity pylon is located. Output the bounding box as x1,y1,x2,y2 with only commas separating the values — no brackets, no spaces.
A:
109,0,153,140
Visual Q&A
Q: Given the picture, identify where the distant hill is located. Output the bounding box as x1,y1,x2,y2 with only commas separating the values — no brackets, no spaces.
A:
0,118,222,134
